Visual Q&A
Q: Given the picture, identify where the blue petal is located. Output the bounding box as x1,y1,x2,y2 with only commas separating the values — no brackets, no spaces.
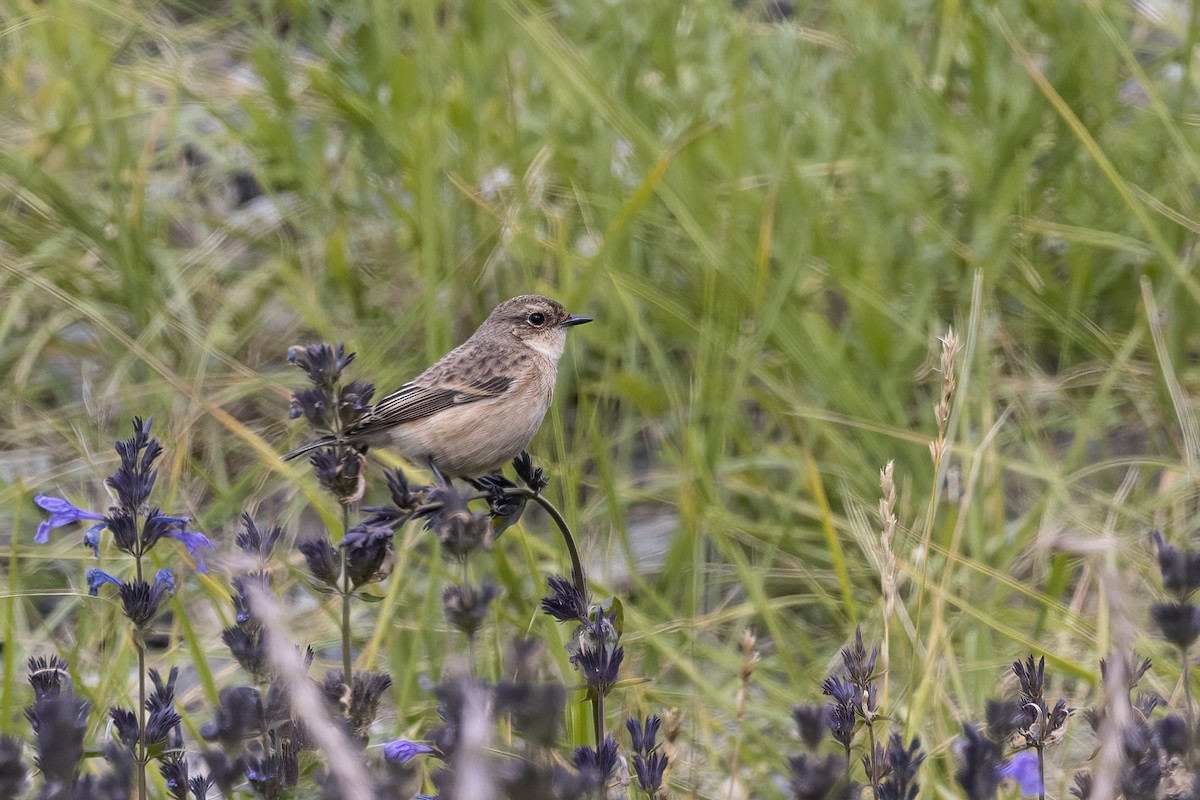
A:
1000,750,1042,796
34,494,105,543
169,528,216,574
154,569,176,596
382,739,434,765
86,568,123,597
83,523,108,558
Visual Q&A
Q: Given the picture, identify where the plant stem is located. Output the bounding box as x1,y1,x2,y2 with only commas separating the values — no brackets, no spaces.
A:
1037,744,1045,800
507,487,588,600
414,484,598,739
1183,646,1194,767
135,547,147,800
341,501,353,688
866,720,879,800
504,487,599,742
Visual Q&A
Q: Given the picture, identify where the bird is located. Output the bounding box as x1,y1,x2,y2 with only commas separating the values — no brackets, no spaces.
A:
284,294,592,481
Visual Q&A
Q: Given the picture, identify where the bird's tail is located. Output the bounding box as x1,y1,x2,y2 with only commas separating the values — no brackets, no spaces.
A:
282,437,340,461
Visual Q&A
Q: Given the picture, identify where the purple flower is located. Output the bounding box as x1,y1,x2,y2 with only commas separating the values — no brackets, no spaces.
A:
382,739,433,765
1000,750,1042,796
155,568,176,595
86,568,123,596
34,495,105,544
168,526,216,574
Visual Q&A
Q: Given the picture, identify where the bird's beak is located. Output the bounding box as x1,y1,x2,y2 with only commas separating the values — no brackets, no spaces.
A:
562,314,593,327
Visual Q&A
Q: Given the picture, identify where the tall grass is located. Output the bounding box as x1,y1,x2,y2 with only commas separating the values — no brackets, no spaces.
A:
1,0,1198,795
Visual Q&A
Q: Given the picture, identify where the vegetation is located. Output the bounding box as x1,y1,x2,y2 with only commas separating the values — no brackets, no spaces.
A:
1,0,1199,796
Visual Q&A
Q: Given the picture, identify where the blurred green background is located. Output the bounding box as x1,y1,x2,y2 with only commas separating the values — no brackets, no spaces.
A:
2,0,1199,795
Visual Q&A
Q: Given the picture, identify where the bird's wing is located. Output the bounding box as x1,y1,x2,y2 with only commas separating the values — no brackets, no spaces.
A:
345,374,513,436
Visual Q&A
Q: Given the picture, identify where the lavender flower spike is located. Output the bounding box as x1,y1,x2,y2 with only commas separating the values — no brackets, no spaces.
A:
34,495,105,544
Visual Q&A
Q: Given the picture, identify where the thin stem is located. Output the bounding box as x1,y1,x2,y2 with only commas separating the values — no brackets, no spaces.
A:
137,640,147,800
135,541,147,800
507,488,588,600
341,501,353,688
1036,744,1045,800
1183,646,1194,767
866,721,879,800
594,690,605,749
410,483,598,740
501,487,599,743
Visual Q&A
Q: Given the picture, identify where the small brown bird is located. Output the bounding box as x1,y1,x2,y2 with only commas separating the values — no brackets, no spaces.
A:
284,295,591,480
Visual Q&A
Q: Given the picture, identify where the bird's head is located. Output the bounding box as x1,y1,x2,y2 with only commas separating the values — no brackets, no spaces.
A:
482,295,592,360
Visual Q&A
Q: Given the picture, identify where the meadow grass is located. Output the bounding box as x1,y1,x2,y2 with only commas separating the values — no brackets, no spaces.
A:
1,0,1199,796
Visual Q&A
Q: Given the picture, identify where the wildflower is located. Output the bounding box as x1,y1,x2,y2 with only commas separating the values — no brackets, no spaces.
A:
322,671,393,739
1155,714,1188,756
443,581,500,637
627,716,668,797
1099,652,1152,688
385,467,421,512
342,524,394,587
627,715,662,755
0,736,26,798
1150,530,1200,596
160,753,212,800
1120,723,1163,799
1151,602,1200,650
361,468,427,530
288,343,356,393
984,698,1021,743
467,472,527,536
87,568,175,627
494,681,566,747
298,537,341,589
570,615,623,696
167,524,215,573
827,702,856,752
792,704,828,751
106,416,162,512
513,451,549,492
27,655,70,699
382,740,434,765
573,735,619,784
25,690,90,787
842,626,878,686
541,575,588,623
201,749,244,796
145,667,184,750
1012,655,1046,701
109,707,140,751
231,573,269,624
879,734,923,800
221,624,268,682
998,750,1040,796
309,446,368,503
235,513,282,559
954,724,1002,800
821,675,858,707
1018,697,1072,749
789,753,849,800
289,387,330,428
421,485,491,559
200,686,264,749
245,743,300,796
33,495,105,544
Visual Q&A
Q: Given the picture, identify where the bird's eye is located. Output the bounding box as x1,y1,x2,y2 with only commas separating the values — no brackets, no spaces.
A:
527,312,546,327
